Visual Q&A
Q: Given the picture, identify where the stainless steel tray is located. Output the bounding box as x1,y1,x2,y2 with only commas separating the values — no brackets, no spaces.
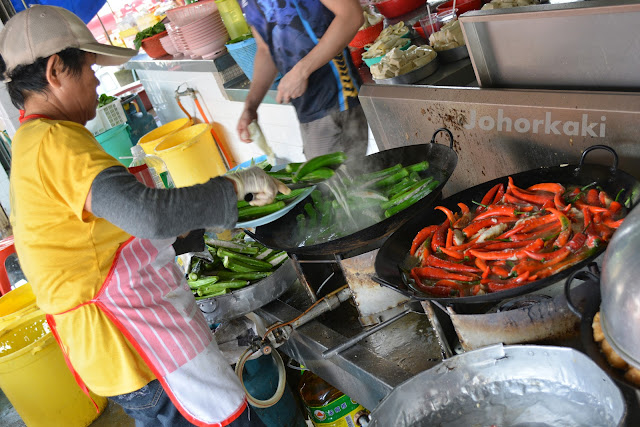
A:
459,0,640,89
436,44,469,63
367,344,626,427
373,57,440,85
196,258,297,324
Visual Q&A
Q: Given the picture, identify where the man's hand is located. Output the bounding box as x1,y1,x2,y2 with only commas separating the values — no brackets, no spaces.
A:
237,108,258,143
276,65,309,104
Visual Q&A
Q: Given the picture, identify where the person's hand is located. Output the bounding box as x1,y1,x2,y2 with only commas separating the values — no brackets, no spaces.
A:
237,108,258,143
276,65,309,104
226,167,291,206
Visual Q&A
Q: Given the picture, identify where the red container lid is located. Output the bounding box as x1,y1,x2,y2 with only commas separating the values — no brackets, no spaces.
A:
436,0,482,15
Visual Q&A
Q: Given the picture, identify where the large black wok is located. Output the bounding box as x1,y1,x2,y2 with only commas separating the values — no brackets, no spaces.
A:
249,129,458,257
373,145,640,305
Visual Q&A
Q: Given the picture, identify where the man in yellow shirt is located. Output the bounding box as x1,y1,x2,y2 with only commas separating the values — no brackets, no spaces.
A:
2,6,287,426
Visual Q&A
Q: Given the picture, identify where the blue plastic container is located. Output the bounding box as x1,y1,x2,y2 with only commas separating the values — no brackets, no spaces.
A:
242,354,306,427
227,38,258,80
95,124,134,167
227,38,282,82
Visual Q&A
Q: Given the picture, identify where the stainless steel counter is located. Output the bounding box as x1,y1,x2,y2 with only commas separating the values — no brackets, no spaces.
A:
124,48,476,107
224,59,476,104
124,52,237,73
256,280,442,411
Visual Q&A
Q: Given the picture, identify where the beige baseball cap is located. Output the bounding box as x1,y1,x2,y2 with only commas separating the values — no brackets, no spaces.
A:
0,5,138,76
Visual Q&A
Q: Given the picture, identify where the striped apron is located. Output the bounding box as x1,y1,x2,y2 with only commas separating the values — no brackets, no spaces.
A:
46,237,247,426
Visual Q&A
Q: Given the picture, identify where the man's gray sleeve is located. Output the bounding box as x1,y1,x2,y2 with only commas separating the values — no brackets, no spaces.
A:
91,166,238,239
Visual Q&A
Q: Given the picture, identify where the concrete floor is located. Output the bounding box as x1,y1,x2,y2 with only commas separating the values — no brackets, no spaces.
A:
0,387,135,427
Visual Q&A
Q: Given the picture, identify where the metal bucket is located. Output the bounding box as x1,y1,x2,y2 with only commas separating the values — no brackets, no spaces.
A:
364,344,626,427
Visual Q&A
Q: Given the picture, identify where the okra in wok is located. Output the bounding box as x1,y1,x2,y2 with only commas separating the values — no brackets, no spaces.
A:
295,160,439,246
232,152,348,221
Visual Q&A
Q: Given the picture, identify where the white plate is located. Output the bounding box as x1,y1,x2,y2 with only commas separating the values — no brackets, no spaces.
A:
231,157,316,229
235,186,315,229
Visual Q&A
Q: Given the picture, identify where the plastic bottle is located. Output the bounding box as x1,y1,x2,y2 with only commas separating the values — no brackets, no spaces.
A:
130,145,175,189
299,370,368,427
248,120,276,166
215,0,251,40
144,152,176,189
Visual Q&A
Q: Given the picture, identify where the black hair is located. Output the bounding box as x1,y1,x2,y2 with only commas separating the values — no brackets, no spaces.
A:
0,48,88,109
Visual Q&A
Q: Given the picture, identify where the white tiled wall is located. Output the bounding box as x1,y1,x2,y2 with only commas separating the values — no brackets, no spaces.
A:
135,68,379,168
0,83,20,137
0,168,9,215
0,83,19,215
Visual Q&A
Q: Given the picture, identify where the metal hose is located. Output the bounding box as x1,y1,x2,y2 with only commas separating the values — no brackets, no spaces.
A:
235,348,287,409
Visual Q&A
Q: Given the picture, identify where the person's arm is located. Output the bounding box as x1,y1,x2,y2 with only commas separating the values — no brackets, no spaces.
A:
237,27,279,142
275,0,364,104
84,166,289,240
85,166,238,239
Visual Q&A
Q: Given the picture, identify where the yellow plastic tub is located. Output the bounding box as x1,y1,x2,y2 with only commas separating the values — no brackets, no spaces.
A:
138,118,193,154
0,312,107,426
154,123,227,187
0,283,38,331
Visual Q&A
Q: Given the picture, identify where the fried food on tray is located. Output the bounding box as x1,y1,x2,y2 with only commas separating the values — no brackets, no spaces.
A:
593,310,640,386
601,338,629,370
625,367,640,385
592,311,605,342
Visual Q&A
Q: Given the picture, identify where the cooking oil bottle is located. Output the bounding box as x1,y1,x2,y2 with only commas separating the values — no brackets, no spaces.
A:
299,370,368,427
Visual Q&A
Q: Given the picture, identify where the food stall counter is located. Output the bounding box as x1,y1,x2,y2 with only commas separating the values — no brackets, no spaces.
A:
255,280,443,411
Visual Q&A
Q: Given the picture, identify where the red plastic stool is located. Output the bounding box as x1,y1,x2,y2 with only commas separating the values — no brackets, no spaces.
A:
0,236,16,296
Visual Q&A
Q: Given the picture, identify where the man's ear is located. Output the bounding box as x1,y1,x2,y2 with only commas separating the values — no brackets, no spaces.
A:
45,54,63,89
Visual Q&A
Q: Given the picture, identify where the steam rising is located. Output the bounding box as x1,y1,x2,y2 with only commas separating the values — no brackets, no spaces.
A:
293,154,440,248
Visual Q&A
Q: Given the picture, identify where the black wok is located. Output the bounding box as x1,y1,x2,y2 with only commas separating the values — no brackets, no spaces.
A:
249,129,458,257
373,145,640,305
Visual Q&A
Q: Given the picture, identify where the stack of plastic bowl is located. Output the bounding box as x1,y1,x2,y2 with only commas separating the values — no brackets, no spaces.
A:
165,0,230,59
181,14,229,59
159,34,180,57
165,21,190,57
166,0,218,25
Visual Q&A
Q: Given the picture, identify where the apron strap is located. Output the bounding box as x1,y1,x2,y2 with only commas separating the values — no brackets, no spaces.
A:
45,314,100,412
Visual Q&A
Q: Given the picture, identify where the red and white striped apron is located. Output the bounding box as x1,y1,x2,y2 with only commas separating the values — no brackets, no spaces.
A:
46,237,247,426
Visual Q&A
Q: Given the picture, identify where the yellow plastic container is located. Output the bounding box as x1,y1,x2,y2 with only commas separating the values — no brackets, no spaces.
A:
215,0,251,40
0,312,107,426
154,123,227,187
138,118,193,154
0,283,38,330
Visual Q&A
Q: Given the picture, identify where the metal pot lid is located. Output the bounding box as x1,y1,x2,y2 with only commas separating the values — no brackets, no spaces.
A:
601,203,640,370
366,344,625,427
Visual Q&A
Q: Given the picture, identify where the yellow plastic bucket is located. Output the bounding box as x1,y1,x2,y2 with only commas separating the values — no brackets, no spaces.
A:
0,283,38,330
138,118,193,154
154,123,227,187
0,312,107,426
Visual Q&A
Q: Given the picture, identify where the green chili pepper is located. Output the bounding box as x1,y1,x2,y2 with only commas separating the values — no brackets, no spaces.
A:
293,152,346,183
